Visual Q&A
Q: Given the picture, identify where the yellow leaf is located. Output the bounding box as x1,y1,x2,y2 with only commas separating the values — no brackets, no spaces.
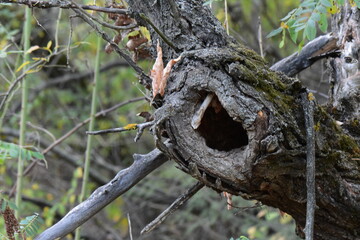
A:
123,123,138,130
26,45,40,54
69,194,76,204
140,26,151,41
31,183,40,190
308,92,315,101
327,6,338,14
32,57,47,61
26,68,41,74
47,40,52,49
16,61,31,72
74,167,83,178
280,22,289,29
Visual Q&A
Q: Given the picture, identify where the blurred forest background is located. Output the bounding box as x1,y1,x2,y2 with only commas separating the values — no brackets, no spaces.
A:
0,0,330,239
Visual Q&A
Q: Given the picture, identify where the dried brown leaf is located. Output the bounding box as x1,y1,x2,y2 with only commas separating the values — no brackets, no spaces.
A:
151,40,164,97
150,40,181,98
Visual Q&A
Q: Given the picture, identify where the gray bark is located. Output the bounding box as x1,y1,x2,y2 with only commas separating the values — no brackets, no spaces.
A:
127,1,360,239
30,0,360,239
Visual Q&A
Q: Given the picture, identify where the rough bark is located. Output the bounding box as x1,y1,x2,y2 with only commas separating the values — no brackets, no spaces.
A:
126,1,360,239
329,2,360,142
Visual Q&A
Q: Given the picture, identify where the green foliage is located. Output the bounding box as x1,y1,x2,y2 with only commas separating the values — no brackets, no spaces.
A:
0,199,43,239
0,140,45,165
19,213,44,237
230,237,250,240
1,199,18,212
267,0,360,48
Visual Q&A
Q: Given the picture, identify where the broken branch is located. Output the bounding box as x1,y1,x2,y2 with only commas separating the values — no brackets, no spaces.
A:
141,181,205,235
34,146,169,240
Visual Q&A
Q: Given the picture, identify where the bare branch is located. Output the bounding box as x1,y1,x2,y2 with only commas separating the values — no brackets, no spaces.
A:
302,92,316,240
270,34,338,76
34,146,169,240
141,181,204,235
86,121,154,143
70,3,152,88
0,0,128,14
0,60,44,113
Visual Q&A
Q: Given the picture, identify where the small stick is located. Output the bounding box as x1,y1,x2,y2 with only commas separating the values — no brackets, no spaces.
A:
258,16,264,58
302,92,316,240
141,182,205,235
86,121,154,141
0,0,129,14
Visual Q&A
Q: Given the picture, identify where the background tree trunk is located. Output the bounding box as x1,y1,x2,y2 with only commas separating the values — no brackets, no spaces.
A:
127,1,360,239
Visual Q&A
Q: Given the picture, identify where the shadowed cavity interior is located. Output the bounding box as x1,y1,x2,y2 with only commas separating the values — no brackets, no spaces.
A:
196,95,248,151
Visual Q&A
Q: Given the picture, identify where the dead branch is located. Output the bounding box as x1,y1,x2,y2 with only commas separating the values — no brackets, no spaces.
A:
270,34,338,76
0,0,128,14
302,92,316,240
141,181,204,235
70,3,152,88
34,146,169,240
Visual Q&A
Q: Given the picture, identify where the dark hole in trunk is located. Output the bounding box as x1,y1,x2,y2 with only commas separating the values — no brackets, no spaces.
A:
197,95,248,151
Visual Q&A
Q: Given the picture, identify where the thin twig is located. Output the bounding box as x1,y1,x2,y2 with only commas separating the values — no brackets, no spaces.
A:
127,213,133,240
67,0,136,31
258,16,264,58
0,0,129,14
70,4,151,86
7,97,146,197
43,97,146,154
86,121,154,142
141,182,205,235
138,13,179,51
0,60,44,112
302,92,316,240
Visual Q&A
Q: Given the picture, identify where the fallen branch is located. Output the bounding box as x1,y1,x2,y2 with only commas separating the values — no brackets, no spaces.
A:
34,146,169,240
270,34,338,76
141,181,204,235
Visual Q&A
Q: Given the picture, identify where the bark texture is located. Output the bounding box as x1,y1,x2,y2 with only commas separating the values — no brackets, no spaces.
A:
127,1,360,239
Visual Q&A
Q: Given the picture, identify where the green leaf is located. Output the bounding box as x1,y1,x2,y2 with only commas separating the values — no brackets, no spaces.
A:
310,11,321,21
317,5,327,13
355,0,360,7
319,12,328,32
337,0,344,5
320,0,333,7
288,27,299,43
280,8,297,21
1,201,7,211
305,19,317,40
279,30,286,48
266,27,283,38
295,24,306,32
300,0,316,8
31,151,45,160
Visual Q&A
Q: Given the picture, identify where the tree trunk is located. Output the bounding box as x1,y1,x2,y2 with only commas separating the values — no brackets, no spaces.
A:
127,1,360,239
